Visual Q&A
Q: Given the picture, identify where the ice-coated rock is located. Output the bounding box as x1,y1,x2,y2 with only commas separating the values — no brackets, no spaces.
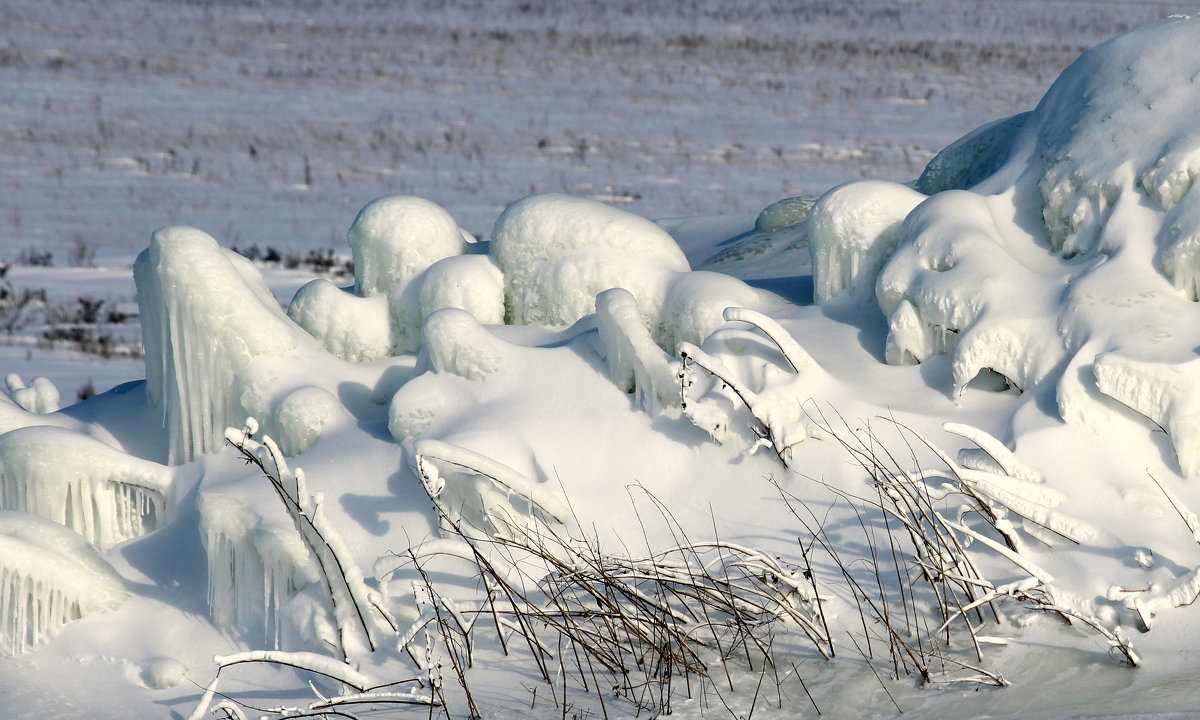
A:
914,111,1030,195
755,195,816,233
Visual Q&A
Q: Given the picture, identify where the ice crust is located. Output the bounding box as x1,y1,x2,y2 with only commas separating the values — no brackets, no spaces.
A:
0,511,127,655
811,14,1200,475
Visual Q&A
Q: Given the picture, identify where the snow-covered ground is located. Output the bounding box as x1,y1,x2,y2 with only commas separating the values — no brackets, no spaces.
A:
5,3,1200,720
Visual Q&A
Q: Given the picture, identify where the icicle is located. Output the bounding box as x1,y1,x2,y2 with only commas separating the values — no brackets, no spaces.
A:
0,512,127,655
198,494,314,647
0,426,171,551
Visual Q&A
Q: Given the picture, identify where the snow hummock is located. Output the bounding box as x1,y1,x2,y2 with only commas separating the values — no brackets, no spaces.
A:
0,511,126,655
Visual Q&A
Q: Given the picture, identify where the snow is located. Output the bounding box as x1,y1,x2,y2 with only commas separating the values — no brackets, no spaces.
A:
852,14,1200,475
8,6,1200,720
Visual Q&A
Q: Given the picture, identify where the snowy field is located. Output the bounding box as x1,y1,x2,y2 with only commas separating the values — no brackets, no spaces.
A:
5,2,1200,719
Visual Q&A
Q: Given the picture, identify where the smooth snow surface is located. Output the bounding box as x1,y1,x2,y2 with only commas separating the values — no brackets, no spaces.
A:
11,12,1200,720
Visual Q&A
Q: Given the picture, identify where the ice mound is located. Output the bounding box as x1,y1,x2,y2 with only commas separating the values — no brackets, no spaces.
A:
0,426,172,551
389,253,505,354
0,511,127,655
288,281,392,362
4,374,59,414
348,195,468,297
419,308,504,381
490,193,690,327
814,14,1200,474
136,226,323,464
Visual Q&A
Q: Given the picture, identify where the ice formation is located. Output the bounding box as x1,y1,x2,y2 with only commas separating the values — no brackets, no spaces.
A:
4,374,59,414
595,288,681,414
348,195,467,297
808,180,926,305
418,308,504,381
810,14,1200,475
199,493,315,646
388,372,479,441
136,226,323,464
0,426,172,551
0,511,127,655
287,282,392,362
489,193,690,327
288,196,492,359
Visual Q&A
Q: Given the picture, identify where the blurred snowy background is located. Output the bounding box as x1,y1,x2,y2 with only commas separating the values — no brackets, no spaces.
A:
3,0,1190,260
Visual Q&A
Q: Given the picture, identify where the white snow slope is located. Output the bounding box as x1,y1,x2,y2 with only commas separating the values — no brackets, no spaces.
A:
8,12,1200,720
